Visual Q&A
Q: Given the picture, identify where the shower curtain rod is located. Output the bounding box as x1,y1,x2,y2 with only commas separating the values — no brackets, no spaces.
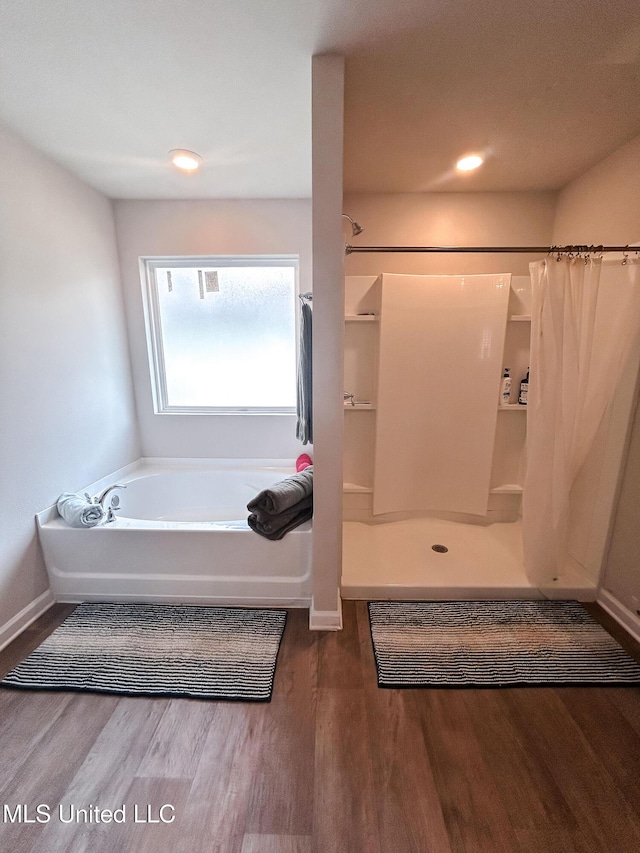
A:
345,244,636,255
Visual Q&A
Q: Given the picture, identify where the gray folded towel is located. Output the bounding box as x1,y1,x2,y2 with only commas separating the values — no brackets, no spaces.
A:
248,497,313,540
57,493,105,528
247,467,313,516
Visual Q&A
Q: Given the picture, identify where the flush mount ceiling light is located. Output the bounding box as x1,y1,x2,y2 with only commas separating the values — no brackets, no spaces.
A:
456,153,484,172
169,149,203,172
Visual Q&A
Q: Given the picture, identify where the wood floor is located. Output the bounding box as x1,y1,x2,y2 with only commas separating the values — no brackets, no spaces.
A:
1,601,639,853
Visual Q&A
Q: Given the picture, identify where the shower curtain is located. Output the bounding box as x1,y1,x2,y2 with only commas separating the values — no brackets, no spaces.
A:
523,255,640,586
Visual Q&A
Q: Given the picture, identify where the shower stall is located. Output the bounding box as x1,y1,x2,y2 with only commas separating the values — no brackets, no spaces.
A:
341,249,640,602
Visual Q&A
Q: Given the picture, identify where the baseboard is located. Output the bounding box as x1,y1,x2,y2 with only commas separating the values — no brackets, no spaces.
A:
0,589,55,652
598,588,640,645
309,594,343,631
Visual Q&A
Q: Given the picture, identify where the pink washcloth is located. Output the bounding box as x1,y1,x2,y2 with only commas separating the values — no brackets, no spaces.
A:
296,454,312,472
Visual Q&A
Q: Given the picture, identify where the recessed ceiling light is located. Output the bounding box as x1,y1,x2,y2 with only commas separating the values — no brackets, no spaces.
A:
169,149,203,172
456,154,484,172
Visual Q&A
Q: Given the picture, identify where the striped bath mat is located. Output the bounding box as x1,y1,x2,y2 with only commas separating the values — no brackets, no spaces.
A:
1,603,287,701
368,600,640,688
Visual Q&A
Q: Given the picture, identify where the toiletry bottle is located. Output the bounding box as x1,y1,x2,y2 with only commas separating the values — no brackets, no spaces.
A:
501,368,511,405
519,367,529,405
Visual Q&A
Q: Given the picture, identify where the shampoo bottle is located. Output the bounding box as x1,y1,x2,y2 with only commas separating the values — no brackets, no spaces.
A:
519,367,529,405
501,367,511,405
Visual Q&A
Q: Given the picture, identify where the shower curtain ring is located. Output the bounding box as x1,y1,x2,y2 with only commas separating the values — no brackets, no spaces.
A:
622,247,629,265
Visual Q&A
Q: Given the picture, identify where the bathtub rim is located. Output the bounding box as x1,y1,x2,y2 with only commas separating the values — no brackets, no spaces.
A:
36,456,305,525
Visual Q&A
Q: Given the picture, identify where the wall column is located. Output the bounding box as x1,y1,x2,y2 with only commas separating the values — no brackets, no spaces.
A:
309,54,345,630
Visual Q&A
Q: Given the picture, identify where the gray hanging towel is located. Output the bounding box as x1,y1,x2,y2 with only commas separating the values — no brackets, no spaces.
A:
296,300,313,445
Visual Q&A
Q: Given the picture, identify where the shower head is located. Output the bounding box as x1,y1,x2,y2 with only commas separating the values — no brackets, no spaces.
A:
342,213,364,237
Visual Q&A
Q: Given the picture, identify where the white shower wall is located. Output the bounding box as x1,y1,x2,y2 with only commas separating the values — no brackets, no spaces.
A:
342,192,547,598
341,269,598,600
373,272,510,516
343,274,531,525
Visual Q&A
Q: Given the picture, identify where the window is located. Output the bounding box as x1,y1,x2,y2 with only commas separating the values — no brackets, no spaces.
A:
143,256,298,413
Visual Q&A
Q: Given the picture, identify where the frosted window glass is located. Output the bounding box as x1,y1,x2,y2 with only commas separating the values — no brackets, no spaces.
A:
154,265,296,408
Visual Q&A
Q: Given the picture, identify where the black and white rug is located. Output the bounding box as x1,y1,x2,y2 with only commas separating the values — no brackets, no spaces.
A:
1,603,287,701
368,600,640,688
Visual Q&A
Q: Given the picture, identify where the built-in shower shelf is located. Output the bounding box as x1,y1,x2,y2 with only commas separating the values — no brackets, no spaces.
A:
498,404,527,411
345,314,379,322
343,403,376,410
490,484,523,494
508,314,532,321
343,482,373,494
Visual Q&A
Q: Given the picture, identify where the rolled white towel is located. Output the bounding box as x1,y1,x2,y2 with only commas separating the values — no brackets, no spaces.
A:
57,493,105,528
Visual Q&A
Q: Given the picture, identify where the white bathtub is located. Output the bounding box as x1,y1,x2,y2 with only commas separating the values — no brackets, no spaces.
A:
37,459,312,607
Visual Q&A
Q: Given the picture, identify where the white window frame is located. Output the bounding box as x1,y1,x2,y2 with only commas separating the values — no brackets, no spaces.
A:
141,255,300,414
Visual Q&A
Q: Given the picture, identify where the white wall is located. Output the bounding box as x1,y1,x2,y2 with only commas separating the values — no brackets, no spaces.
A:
553,135,640,244
342,186,640,603
343,191,557,277
340,194,554,538
553,133,640,619
0,122,141,645
114,199,312,459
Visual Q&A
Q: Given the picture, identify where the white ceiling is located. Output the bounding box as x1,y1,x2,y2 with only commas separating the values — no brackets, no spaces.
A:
344,1,640,192
0,0,639,199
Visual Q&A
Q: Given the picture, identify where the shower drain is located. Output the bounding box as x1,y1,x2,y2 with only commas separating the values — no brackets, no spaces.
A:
431,544,448,553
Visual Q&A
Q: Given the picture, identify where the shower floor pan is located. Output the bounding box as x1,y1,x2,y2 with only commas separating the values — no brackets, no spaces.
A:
341,518,597,601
